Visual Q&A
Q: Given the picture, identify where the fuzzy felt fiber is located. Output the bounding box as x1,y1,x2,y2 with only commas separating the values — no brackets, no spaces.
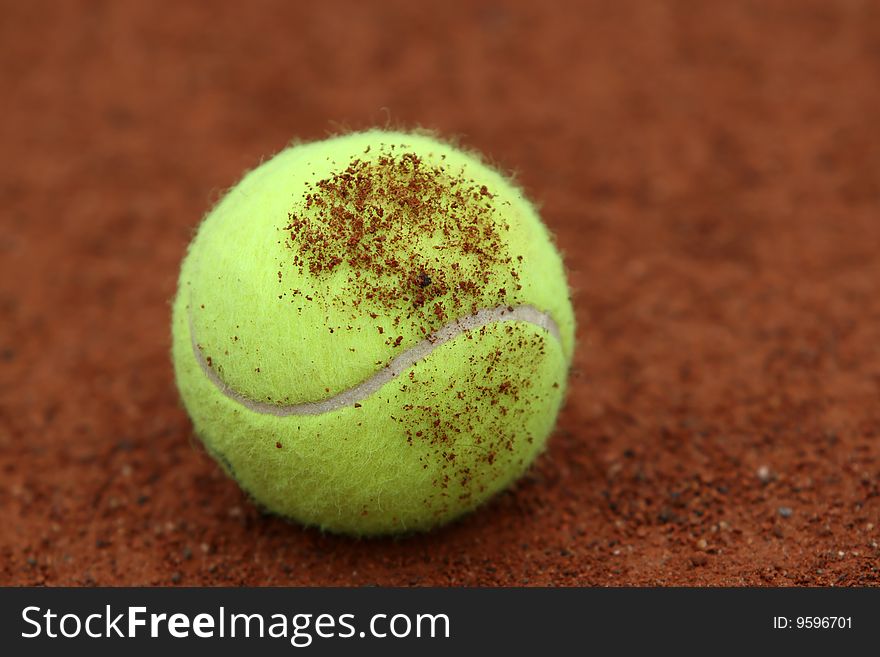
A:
171,130,574,535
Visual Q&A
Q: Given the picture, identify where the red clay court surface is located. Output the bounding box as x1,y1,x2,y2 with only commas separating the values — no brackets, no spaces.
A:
2,1,880,585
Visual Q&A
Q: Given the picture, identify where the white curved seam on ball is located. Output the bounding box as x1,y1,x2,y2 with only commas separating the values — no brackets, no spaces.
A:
190,304,561,417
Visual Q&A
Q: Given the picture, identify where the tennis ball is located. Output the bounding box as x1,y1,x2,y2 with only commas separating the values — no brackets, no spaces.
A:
171,129,574,535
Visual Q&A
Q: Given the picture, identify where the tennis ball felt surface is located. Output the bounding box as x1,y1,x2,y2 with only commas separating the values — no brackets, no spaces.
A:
172,129,575,535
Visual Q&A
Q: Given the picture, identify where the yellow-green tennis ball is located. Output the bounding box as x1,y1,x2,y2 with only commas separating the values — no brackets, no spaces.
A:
171,129,574,535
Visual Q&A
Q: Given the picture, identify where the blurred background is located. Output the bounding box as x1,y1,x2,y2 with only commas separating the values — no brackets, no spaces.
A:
1,0,879,585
